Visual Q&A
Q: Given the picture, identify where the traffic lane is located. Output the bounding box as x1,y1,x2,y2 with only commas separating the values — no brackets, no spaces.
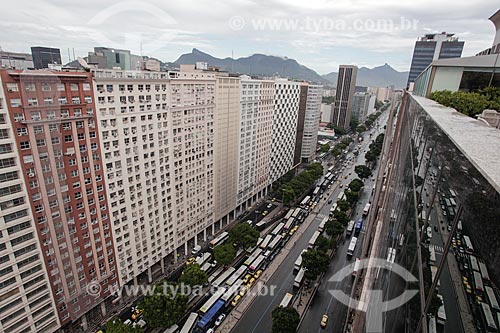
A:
233,212,330,333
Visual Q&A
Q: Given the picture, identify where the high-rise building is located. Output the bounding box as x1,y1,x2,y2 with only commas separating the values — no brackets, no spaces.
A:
332,65,358,130
270,79,301,183
0,69,118,330
352,92,376,123
320,103,332,123
300,84,323,162
407,33,464,87
293,83,308,166
30,47,61,69
92,47,132,70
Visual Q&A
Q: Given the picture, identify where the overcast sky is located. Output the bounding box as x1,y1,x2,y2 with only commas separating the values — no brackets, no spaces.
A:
0,0,498,74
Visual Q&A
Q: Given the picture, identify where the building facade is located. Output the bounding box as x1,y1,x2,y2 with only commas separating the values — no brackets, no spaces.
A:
332,65,358,130
300,84,322,162
0,51,34,70
0,69,118,330
352,92,375,123
407,33,464,87
30,47,61,70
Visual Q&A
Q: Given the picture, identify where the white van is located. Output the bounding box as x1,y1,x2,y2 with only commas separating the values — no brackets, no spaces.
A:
191,245,202,255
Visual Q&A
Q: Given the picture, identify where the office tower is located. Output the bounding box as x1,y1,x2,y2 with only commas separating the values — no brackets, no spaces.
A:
270,79,301,183
320,103,332,123
332,65,358,130
92,47,132,70
30,47,61,69
237,76,274,209
0,69,118,330
293,83,308,166
0,50,34,70
352,92,375,123
407,33,464,87
300,84,323,162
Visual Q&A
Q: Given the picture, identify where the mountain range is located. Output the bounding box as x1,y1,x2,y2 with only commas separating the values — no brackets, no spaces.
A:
167,49,409,88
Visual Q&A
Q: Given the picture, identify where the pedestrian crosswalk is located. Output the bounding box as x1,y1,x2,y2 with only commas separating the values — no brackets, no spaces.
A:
317,213,328,220
429,244,444,253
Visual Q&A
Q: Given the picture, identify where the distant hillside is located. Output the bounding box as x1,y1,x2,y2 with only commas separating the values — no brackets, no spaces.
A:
168,48,329,84
322,63,409,88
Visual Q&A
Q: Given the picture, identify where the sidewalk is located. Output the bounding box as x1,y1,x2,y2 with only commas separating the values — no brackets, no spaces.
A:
217,184,339,333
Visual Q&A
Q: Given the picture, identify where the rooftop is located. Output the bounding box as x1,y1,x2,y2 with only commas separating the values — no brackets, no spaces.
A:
431,53,500,68
412,94,500,193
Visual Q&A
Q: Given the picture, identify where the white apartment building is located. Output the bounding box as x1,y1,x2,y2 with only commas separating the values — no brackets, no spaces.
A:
301,85,323,162
237,76,274,210
93,67,216,285
0,83,59,333
269,79,301,183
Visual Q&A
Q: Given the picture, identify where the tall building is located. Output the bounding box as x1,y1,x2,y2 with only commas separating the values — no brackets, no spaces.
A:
293,83,308,166
270,79,301,183
332,65,358,130
300,84,323,162
320,103,332,123
0,50,33,70
477,9,500,56
30,47,61,69
352,92,375,123
0,69,118,330
407,33,464,87
91,48,132,70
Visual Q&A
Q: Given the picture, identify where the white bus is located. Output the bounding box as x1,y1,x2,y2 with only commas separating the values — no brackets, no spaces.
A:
313,187,320,196
208,266,225,284
485,286,500,311
225,265,248,286
386,248,396,268
436,295,446,326
308,230,321,249
260,234,273,249
195,252,212,266
429,245,436,264
463,235,474,253
449,189,457,197
346,220,355,237
363,203,371,216
209,231,229,249
222,279,244,305
284,209,294,220
212,268,236,288
428,316,437,333
470,255,480,272
200,262,212,272
199,287,226,313
280,293,294,307
347,237,358,259
337,192,346,201
318,216,328,233
430,266,441,288
479,261,491,282
284,218,295,231
300,196,311,208
398,234,405,248
248,255,266,274
271,222,285,236
294,267,306,288
473,271,484,293
352,258,361,277
291,207,302,219
163,325,179,333
481,302,497,332
244,248,263,266
294,250,306,273
180,313,198,333
268,234,282,251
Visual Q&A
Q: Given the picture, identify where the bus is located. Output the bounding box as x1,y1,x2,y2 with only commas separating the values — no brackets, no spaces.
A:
463,235,474,253
284,218,295,231
291,207,302,219
436,295,446,326
419,210,427,222
352,258,361,277
200,262,212,272
313,187,320,196
209,232,229,249
197,299,225,330
308,231,321,249
180,313,198,333
337,192,346,201
449,198,457,207
260,235,273,250
271,222,285,236
473,271,484,293
428,316,437,333
346,220,355,237
248,255,266,274
363,203,371,216
470,255,480,272
212,268,236,288
485,286,500,311
354,219,363,237
268,235,283,252
294,250,306,273
479,261,491,281
430,266,441,288
195,252,212,266
398,234,405,248
457,220,463,232
199,287,226,314
300,196,311,208
244,248,263,266
386,247,396,268
328,166,335,173
294,267,306,288
255,220,267,231
480,302,497,332
208,266,225,284
225,265,248,286
318,216,328,233
347,237,358,259
280,293,294,307
222,279,244,306
429,245,436,264
284,209,294,220
329,203,338,217
163,325,179,333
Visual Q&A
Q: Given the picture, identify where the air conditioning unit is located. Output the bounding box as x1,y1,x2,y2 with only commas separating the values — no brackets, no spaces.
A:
28,173,35,177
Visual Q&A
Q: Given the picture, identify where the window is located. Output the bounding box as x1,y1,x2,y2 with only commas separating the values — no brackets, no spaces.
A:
24,83,36,92
0,144,12,154
64,135,72,142
30,111,41,120
20,141,30,150
77,133,85,140
17,128,28,136
6,83,19,92
72,97,81,104
56,83,65,91
82,83,91,91
70,83,78,91
41,83,51,91
49,124,58,132
33,126,43,134
51,137,60,145
10,99,21,108
0,129,8,139
27,98,38,106
36,139,46,147
0,184,21,196
0,158,15,169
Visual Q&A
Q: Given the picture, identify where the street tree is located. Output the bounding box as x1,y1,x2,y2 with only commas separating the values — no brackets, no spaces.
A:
272,306,300,333
344,190,359,206
349,179,364,192
179,263,208,287
316,235,330,253
302,250,330,281
354,165,372,179
325,220,344,237
213,243,236,266
105,319,143,333
140,283,188,328
229,223,260,250
337,199,350,212
332,209,349,226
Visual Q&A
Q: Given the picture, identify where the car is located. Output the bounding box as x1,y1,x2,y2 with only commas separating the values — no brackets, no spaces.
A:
339,184,343,188
211,260,217,267
463,262,469,270
271,198,276,202
231,295,242,307
239,285,249,296
215,314,226,326
267,203,272,209
289,228,296,236
191,245,202,255
262,210,268,216
320,314,329,328
242,274,252,284
447,225,452,231
426,203,430,208
186,257,196,265
328,199,332,204
254,270,263,279
458,246,465,254
206,329,215,333
434,225,438,232
247,277,256,287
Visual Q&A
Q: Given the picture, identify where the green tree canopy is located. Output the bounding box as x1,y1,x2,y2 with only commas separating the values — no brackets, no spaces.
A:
337,199,350,212
349,178,364,192
354,165,372,179
325,220,344,237
105,319,143,333
356,125,367,133
229,223,260,250
179,263,208,287
332,209,349,226
344,190,360,206
316,235,330,253
320,144,330,153
272,306,300,333
213,243,236,266
302,249,330,281
140,283,188,328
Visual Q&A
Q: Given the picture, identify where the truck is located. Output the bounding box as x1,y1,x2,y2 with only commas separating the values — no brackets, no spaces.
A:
346,220,355,237
363,203,371,216
347,237,358,259
354,219,363,237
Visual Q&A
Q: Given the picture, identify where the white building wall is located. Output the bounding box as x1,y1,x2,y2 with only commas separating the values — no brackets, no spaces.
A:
301,85,323,161
0,82,60,333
